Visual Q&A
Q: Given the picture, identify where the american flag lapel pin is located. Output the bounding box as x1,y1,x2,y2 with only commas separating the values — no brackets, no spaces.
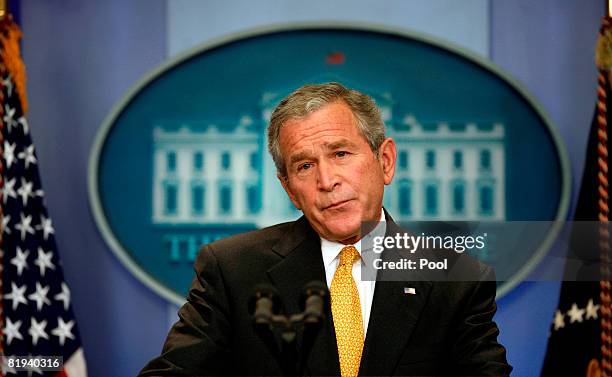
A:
404,287,416,295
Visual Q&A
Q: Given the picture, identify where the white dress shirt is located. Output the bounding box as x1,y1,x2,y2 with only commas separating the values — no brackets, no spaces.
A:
320,209,386,336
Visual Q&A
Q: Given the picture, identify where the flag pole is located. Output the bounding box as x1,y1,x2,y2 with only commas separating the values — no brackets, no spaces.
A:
597,3,612,375
0,0,6,19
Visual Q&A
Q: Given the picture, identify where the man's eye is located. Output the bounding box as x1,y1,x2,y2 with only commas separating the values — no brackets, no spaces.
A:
298,163,312,171
336,151,349,158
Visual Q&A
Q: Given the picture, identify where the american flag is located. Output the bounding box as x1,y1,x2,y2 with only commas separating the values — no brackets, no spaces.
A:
0,17,87,377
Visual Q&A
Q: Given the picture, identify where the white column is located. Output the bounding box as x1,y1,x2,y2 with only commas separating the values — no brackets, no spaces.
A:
177,147,191,221
152,148,165,222
207,150,219,218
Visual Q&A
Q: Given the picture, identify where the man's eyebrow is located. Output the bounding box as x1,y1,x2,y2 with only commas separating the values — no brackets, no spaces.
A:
322,139,358,150
289,151,312,165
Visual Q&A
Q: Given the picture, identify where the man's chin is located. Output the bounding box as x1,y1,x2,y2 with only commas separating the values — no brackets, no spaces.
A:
323,223,362,243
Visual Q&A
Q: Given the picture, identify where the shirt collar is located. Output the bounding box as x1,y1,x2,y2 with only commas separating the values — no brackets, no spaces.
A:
320,209,387,268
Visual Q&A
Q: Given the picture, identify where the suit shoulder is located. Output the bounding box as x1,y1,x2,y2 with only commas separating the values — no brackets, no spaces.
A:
447,249,493,277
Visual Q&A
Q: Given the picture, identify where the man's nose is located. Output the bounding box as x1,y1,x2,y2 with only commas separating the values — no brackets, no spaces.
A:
317,160,339,191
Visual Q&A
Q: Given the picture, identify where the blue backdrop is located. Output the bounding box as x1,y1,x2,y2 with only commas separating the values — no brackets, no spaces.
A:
20,1,602,376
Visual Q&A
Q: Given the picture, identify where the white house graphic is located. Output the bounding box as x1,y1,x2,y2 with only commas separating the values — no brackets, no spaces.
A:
385,114,505,221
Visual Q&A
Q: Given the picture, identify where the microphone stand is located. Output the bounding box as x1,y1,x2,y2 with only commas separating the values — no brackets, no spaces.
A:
250,282,327,376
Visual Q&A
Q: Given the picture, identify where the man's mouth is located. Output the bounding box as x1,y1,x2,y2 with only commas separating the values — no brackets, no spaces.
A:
323,199,353,210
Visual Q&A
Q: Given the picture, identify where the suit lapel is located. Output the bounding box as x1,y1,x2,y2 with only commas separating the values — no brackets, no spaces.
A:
265,214,433,376
359,216,433,376
266,216,341,376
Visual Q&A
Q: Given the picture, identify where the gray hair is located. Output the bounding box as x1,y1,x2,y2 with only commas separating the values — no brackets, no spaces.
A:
267,82,386,178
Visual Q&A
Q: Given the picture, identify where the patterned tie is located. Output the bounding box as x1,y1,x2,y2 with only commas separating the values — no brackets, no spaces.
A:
330,245,364,377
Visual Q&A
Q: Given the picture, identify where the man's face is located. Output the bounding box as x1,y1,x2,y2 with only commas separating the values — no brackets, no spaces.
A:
278,100,396,244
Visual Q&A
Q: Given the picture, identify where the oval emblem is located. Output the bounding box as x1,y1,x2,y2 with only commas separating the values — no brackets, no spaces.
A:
89,25,570,304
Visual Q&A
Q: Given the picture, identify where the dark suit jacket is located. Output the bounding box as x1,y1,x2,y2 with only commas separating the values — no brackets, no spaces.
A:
139,214,512,376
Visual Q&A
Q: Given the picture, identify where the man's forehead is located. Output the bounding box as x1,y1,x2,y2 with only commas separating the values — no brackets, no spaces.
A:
281,113,359,143
292,135,356,149
319,138,357,149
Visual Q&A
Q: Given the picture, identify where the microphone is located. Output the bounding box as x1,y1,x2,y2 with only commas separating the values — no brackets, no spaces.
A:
249,284,282,359
300,281,328,324
298,281,328,375
248,281,328,376
249,284,281,325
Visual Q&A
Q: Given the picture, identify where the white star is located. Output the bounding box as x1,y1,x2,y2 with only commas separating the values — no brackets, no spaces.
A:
34,247,55,276
1,359,16,375
567,303,585,323
51,317,75,346
2,75,13,96
3,104,17,133
2,214,11,235
3,317,23,345
586,299,600,320
54,282,71,311
18,116,29,135
28,318,49,346
4,282,27,310
4,141,15,168
25,354,43,376
35,215,54,241
28,282,51,312
2,177,16,203
14,213,34,241
17,145,37,169
10,247,29,276
16,178,33,206
553,310,565,330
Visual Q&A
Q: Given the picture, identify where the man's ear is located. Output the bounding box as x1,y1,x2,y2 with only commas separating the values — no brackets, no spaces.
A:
378,137,397,185
278,173,302,210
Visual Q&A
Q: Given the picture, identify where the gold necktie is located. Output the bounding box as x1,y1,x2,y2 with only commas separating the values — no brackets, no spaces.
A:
330,245,364,377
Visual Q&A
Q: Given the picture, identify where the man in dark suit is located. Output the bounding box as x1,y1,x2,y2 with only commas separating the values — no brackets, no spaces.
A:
139,82,512,376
